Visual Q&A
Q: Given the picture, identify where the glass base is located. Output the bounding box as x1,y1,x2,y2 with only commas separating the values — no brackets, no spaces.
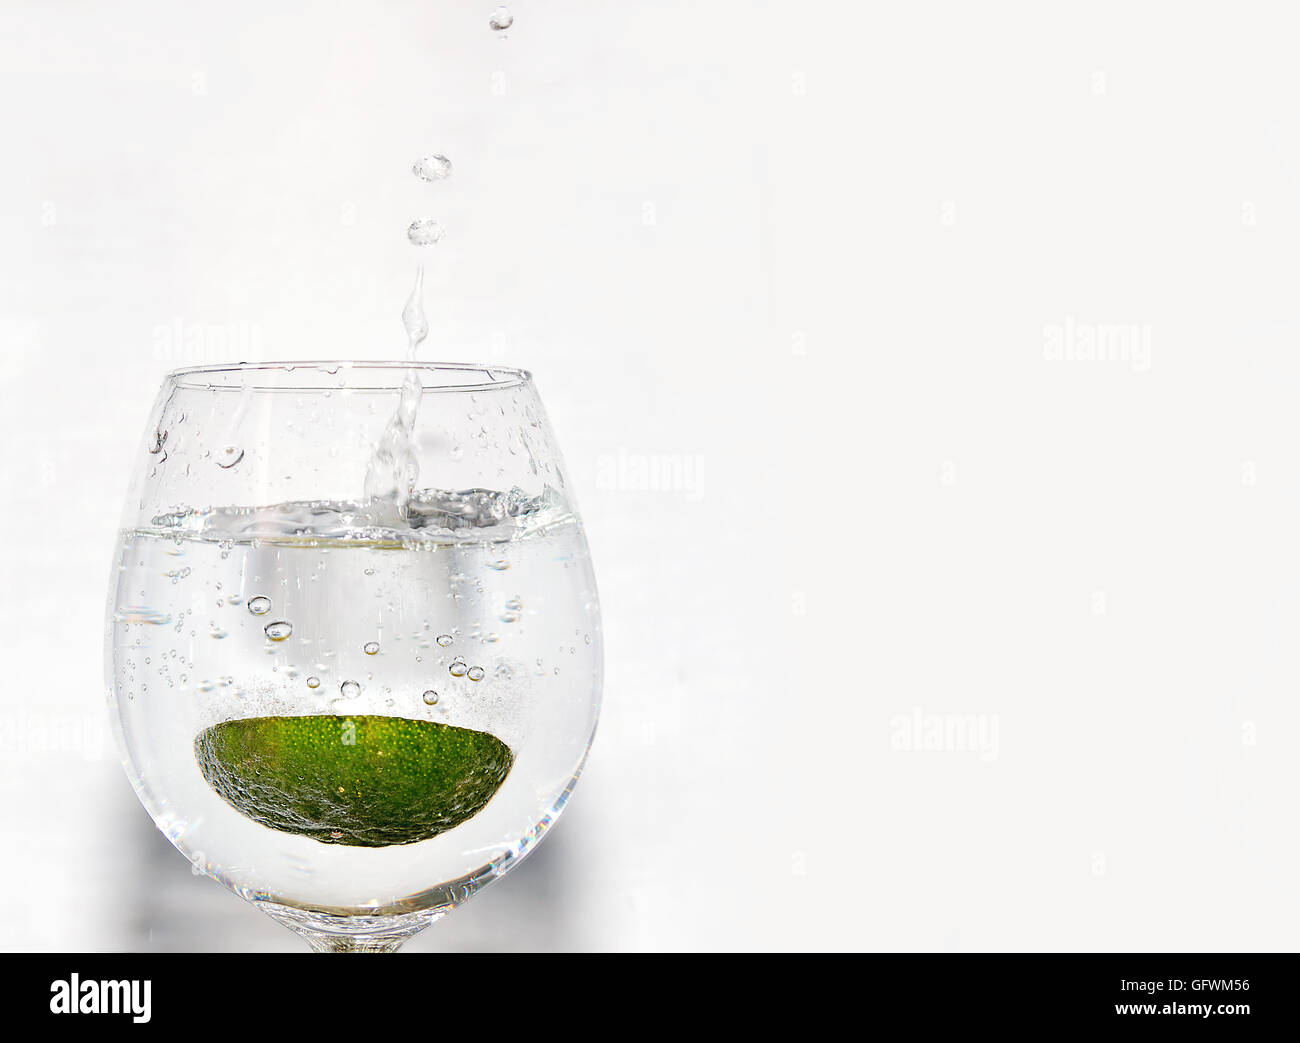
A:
256,901,445,952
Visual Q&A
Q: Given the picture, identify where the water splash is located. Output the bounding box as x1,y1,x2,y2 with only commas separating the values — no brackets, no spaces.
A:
407,219,445,246
413,155,452,182
363,267,429,515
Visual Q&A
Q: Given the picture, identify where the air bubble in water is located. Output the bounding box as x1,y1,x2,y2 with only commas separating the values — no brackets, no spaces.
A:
436,634,453,647
467,666,485,681
209,626,228,639
363,641,380,655
306,676,321,689
449,660,468,677
487,559,510,571
423,690,439,705
340,680,361,698
248,596,272,615
505,597,522,611
489,6,513,30
264,621,293,641
413,155,452,181
500,611,520,623
216,446,244,469
407,219,445,246
114,607,172,626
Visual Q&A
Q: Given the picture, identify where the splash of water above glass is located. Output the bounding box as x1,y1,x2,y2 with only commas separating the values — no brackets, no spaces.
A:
363,267,429,512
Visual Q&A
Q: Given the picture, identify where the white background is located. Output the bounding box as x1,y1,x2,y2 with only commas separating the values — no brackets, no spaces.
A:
2,1,1298,951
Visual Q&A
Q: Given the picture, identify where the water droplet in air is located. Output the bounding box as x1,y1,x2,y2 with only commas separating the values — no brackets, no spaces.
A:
363,641,380,655
467,666,485,681
423,690,439,705
449,660,468,677
216,446,244,469
264,621,293,641
407,219,445,246
248,596,272,615
489,6,513,31
306,676,321,689
413,155,452,181
340,680,361,698
436,634,453,647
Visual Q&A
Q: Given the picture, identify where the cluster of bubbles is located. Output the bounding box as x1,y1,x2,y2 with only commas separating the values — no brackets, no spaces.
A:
227,588,500,712
244,596,293,643
448,654,486,682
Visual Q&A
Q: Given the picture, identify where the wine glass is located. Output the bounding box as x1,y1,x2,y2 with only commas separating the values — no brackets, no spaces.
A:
106,362,602,951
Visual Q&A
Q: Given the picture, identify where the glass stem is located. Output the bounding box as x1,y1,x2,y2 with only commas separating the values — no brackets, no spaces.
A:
257,901,440,953
302,932,408,953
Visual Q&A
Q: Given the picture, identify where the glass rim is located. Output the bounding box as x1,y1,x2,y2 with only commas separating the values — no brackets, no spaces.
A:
165,360,533,393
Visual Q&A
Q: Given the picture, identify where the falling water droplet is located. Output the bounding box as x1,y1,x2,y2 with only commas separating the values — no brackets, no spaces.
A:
489,6,513,31
363,641,380,655
340,680,361,698
264,621,293,641
247,596,272,615
467,666,485,682
216,446,244,469
413,155,452,181
422,690,439,705
306,676,321,689
407,219,445,246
